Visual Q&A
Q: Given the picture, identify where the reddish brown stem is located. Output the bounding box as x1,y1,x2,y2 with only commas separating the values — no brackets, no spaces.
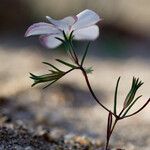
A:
80,67,116,116
122,98,150,119
105,118,118,150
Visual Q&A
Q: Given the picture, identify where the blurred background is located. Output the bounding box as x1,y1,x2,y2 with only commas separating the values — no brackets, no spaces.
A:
0,0,150,57
1,0,150,57
0,0,150,149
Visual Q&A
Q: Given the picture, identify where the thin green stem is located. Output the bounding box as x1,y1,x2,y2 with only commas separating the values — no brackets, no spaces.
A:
81,42,90,66
69,41,79,65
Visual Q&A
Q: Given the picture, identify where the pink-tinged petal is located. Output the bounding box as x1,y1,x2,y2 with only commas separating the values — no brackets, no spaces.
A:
46,16,68,31
62,16,77,26
39,34,63,49
46,16,77,33
25,22,60,37
74,25,99,40
72,9,101,30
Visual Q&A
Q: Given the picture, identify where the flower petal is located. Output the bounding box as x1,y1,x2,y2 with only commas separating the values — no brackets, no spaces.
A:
39,34,63,48
72,9,101,30
25,22,60,37
62,16,77,26
74,25,99,40
46,16,77,33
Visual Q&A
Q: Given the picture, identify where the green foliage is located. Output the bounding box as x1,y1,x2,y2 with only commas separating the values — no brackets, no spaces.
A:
84,66,93,74
29,30,149,150
113,77,121,115
124,77,143,108
30,63,65,88
112,77,144,117
81,42,90,66
122,95,142,117
56,59,77,68
30,58,79,89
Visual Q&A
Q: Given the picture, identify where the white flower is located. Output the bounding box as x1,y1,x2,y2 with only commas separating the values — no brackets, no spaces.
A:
25,9,101,48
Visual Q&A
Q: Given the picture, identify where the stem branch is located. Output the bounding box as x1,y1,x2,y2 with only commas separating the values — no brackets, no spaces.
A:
122,98,150,119
105,118,118,150
80,67,116,116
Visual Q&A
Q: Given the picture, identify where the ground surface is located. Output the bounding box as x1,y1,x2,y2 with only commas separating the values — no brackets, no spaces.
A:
0,47,149,150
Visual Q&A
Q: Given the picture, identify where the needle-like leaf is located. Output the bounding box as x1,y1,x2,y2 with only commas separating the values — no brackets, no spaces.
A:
42,62,62,72
55,37,65,43
84,66,93,74
113,77,121,115
69,30,74,41
30,60,77,88
124,77,143,108
62,30,68,41
56,59,77,68
81,42,90,66
43,78,60,89
122,95,142,117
